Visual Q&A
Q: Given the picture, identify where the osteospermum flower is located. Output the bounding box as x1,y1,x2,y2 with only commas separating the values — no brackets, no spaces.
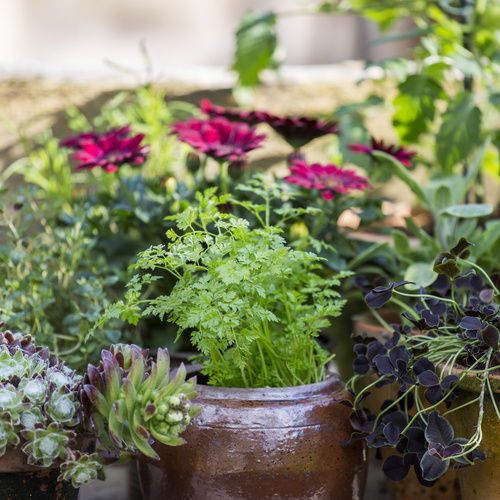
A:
171,117,266,162
265,114,340,150
64,128,149,173
59,126,132,149
284,160,371,200
200,99,268,127
349,138,416,167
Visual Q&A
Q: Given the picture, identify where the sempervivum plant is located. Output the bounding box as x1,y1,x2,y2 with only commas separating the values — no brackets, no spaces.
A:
0,327,101,488
344,238,500,487
82,344,201,459
0,324,200,489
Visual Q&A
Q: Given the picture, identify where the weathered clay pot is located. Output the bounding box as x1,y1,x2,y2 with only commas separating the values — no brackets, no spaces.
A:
441,364,500,500
0,447,79,500
353,313,460,500
138,374,367,500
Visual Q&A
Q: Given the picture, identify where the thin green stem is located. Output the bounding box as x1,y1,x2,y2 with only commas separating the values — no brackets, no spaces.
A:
116,170,138,209
312,198,327,238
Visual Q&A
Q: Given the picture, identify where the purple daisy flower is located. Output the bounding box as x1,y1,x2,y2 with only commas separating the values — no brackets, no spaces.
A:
284,160,371,201
69,129,149,173
60,125,132,149
200,99,268,127
349,138,416,167
171,117,266,163
265,114,340,150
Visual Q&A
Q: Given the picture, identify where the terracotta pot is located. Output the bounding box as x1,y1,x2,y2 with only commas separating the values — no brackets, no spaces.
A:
353,313,460,500
138,374,367,500
440,364,500,500
0,447,79,500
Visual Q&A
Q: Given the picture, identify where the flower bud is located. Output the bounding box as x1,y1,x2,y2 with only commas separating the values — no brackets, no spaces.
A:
290,222,309,240
186,152,201,173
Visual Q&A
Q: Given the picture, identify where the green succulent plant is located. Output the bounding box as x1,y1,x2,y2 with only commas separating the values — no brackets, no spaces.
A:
0,325,200,489
82,344,201,459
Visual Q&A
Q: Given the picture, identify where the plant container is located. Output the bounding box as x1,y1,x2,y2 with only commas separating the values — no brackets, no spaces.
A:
138,374,367,500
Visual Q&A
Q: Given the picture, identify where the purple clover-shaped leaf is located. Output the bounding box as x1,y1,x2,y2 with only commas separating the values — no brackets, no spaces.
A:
424,411,453,446
481,324,499,349
433,252,460,279
365,281,412,309
449,238,474,260
382,454,410,481
420,449,450,481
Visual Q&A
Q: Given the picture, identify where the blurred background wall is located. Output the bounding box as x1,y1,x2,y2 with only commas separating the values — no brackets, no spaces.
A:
0,0,414,82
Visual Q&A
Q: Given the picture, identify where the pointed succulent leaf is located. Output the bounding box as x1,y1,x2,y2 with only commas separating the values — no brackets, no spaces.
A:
144,403,157,421
157,364,187,402
155,348,171,387
128,345,146,389
86,364,104,393
101,351,122,403
188,405,202,419
132,410,150,441
108,410,124,446
122,378,137,416
84,385,111,417
129,425,158,459
150,426,186,447
112,399,128,424
141,363,158,402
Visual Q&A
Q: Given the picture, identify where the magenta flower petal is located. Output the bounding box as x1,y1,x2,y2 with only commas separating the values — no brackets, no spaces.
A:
265,114,340,150
171,117,266,163
284,160,371,199
200,99,268,126
62,126,149,172
349,137,416,168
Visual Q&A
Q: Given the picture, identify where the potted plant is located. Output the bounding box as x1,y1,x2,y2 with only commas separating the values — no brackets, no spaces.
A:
344,237,500,500
92,184,369,499
0,322,199,499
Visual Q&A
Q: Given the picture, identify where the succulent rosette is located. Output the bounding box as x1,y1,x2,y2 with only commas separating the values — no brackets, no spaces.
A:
0,330,97,487
0,327,199,488
82,344,201,459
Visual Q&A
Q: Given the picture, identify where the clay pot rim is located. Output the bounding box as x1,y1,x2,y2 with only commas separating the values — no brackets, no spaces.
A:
438,361,500,394
190,372,345,401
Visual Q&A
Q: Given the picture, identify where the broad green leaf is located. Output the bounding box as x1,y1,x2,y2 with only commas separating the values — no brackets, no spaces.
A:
392,230,411,256
436,92,482,174
404,262,437,289
393,74,445,142
440,203,493,218
232,11,278,89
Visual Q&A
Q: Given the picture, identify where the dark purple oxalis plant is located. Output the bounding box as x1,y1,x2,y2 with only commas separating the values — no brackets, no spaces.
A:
343,238,500,486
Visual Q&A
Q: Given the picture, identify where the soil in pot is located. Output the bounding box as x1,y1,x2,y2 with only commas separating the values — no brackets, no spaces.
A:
0,448,79,500
138,374,367,500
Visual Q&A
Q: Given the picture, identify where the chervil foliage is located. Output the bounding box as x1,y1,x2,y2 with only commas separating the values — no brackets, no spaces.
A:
99,188,348,388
